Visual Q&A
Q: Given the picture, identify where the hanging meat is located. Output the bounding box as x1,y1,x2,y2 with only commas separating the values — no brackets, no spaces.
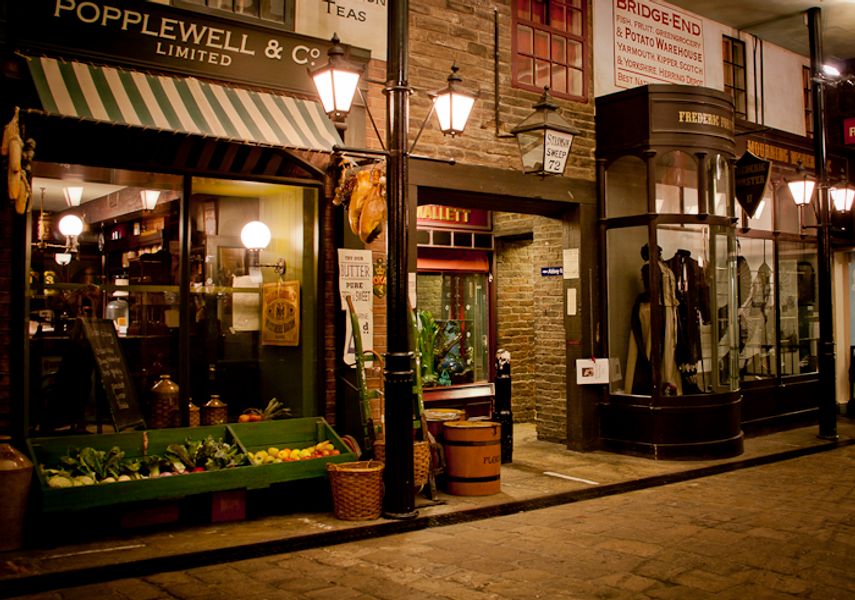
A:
333,162,387,244
357,168,386,244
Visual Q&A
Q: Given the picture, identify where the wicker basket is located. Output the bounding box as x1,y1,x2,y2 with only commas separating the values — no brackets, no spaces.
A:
373,440,431,490
326,460,384,521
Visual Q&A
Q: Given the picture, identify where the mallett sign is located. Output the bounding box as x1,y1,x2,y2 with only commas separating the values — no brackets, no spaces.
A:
10,0,368,95
845,118,855,145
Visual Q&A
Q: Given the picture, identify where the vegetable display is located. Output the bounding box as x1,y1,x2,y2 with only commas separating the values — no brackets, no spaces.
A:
41,436,249,488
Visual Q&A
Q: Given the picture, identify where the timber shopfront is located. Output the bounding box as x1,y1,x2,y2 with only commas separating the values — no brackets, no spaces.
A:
1,1,368,523
596,85,831,460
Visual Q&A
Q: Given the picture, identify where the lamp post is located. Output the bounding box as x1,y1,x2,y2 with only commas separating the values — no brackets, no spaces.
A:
382,0,417,519
806,7,838,440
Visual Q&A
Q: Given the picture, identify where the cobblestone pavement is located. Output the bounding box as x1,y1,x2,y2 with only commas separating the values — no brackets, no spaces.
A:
10,443,855,599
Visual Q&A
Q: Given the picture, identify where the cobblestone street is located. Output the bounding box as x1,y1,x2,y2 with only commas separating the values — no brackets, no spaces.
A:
10,443,855,599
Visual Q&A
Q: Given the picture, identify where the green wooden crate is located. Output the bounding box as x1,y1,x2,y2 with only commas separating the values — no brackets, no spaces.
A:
27,418,356,513
229,417,357,484
27,425,255,513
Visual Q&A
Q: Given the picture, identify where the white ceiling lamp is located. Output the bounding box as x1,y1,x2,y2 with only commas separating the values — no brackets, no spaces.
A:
58,214,84,237
140,189,161,211
63,185,84,207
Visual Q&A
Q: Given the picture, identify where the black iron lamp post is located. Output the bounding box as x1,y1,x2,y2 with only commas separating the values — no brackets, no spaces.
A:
310,1,477,518
511,87,580,177
806,7,838,440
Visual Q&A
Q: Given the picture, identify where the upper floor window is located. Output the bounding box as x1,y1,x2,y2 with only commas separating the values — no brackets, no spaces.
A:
177,0,290,27
512,0,587,101
722,35,747,119
803,65,814,138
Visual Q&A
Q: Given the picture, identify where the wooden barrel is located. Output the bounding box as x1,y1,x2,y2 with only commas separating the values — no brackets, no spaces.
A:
442,421,501,496
424,408,465,442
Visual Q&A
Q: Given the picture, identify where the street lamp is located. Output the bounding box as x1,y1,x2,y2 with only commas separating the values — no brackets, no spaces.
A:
829,184,855,212
431,65,477,137
309,34,361,122
511,87,580,176
311,9,477,519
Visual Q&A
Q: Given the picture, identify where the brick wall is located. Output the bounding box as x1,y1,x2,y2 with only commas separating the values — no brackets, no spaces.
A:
494,212,569,442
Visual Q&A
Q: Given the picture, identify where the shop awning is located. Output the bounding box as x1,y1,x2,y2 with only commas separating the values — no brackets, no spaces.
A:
24,55,342,153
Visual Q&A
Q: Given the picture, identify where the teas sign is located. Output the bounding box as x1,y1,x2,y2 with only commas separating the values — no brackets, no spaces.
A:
544,130,574,174
845,118,855,145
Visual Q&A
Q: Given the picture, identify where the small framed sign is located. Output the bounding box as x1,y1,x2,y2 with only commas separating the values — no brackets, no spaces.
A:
576,358,610,385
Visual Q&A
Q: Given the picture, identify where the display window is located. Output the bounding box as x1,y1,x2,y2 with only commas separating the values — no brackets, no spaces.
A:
734,238,777,380
707,154,731,216
28,162,319,434
604,156,646,218
415,272,490,387
608,223,737,396
656,151,699,214
777,241,819,376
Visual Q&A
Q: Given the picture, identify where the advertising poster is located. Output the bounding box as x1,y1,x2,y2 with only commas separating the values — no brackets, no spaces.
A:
338,248,374,363
261,281,300,346
613,0,705,88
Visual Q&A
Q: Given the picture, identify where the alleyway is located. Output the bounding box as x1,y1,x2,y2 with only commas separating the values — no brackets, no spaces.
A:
8,440,855,599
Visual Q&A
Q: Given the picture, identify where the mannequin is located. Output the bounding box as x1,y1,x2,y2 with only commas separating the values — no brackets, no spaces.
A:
624,244,682,395
666,249,711,393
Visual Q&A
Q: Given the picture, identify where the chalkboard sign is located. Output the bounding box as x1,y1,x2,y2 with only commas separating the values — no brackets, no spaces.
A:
69,318,145,432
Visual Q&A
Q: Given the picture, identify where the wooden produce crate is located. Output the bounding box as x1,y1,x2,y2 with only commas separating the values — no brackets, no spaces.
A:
28,425,253,513
229,417,356,486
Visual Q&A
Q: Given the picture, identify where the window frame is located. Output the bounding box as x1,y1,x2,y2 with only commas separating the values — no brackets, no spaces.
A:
511,0,589,102
722,35,747,119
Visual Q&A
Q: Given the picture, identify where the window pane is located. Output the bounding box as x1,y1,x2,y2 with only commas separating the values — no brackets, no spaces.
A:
656,151,698,214
736,238,777,380
568,40,583,68
535,30,550,59
517,24,533,54
535,59,550,87
416,272,490,385
658,225,717,394
208,0,233,10
567,8,583,36
552,65,568,95
568,67,583,96
606,155,647,218
531,0,546,24
550,4,566,31
607,225,649,395
260,0,285,22
552,36,566,64
234,0,258,15
778,242,818,375
515,55,534,85
708,154,730,216
722,39,732,62
516,0,531,19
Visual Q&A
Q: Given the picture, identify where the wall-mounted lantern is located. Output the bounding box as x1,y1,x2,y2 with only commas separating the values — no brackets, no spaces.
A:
511,87,580,177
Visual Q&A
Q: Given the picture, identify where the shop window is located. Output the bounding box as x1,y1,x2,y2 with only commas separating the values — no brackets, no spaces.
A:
27,164,318,434
609,224,736,396
656,151,698,214
605,155,647,218
743,186,773,231
416,272,490,387
722,36,747,119
778,241,819,375
513,0,586,100
735,238,777,381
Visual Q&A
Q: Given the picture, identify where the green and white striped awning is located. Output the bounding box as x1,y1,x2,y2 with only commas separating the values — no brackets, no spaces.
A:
25,55,342,152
